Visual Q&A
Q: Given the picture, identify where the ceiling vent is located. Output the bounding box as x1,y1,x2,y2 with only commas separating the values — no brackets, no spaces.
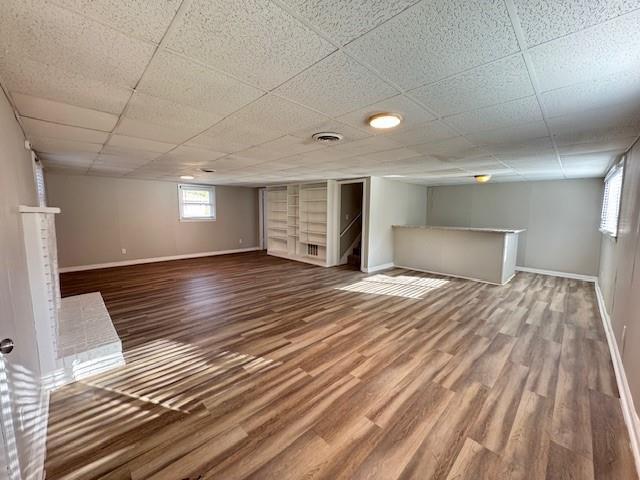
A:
312,132,343,144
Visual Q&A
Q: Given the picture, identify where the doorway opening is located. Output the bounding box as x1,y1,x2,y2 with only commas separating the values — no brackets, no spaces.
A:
338,181,364,270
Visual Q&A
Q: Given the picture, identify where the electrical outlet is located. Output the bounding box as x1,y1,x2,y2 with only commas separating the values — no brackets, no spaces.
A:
239,238,243,245
121,248,127,255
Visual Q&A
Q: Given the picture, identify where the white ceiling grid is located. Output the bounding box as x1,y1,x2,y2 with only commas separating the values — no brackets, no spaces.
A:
0,0,638,186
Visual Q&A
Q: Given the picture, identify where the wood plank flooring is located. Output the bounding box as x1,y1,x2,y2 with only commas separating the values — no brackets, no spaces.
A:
46,251,637,479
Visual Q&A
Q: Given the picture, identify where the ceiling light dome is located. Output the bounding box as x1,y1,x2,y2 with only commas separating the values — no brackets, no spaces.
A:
180,175,194,180
368,113,402,129
474,174,491,183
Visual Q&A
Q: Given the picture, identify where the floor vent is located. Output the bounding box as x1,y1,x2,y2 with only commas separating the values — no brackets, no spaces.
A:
307,244,319,256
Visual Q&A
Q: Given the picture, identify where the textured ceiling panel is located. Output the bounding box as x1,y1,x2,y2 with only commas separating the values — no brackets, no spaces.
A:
409,55,534,116
0,0,155,88
30,137,102,154
165,0,335,90
274,51,398,116
51,0,182,43
445,96,543,134
21,117,109,144
125,93,223,133
346,0,518,89
384,121,459,147
114,117,200,145
107,134,176,154
512,0,640,47
137,51,265,117
0,56,131,114
529,10,640,92
280,0,419,46
12,93,118,132
542,69,640,119
465,121,549,146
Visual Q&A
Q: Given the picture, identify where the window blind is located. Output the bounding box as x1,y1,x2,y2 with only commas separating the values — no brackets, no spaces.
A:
600,160,624,237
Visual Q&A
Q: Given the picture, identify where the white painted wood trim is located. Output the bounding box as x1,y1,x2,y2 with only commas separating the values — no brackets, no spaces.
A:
18,205,60,214
515,266,597,282
362,262,395,273
59,247,261,273
595,281,640,477
268,250,329,268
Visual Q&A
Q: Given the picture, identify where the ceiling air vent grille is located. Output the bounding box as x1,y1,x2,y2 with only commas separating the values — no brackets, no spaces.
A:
312,132,343,144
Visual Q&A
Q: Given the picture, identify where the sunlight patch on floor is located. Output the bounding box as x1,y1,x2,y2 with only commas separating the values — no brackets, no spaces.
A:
336,274,449,299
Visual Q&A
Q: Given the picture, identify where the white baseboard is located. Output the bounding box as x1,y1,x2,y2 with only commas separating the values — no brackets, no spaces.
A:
362,262,394,273
595,281,640,476
515,266,597,282
59,247,261,273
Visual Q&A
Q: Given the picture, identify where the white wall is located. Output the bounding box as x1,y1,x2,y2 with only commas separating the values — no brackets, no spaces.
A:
0,88,46,478
427,179,603,276
365,177,427,270
45,172,260,268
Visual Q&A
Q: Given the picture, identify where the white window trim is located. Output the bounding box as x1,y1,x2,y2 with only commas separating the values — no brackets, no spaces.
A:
599,158,624,238
178,184,216,222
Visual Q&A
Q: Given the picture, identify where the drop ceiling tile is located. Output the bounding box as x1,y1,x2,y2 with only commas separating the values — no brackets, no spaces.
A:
558,137,637,156
101,145,163,161
358,148,423,163
0,56,131,114
38,152,97,166
548,103,640,145
465,121,549,146
21,117,109,144
560,152,617,176
1,0,155,88
210,155,264,171
346,0,518,89
238,135,325,162
125,93,222,133
409,55,534,116
156,146,227,165
327,136,402,157
542,69,640,118
165,0,335,90
482,137,555,156
95,154,149,167
512,0,640,47
12,93,118,132
107,134,176,154
337,95,435,133
445,96,543,134
384,121,458,147
274,51,398,116
529,10,640,92
410,137,482,161
51,0,181,43
31,137,103,154
137,51,265,116
114,118,198,145
280,0,419,46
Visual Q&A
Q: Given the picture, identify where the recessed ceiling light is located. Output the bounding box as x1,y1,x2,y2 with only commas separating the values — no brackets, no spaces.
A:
200,168,216,173
384,174,406,178
368,113,402,129
180,175,194,180
474,174,491,183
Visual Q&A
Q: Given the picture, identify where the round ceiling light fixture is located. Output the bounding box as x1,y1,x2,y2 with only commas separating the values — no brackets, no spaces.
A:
368,113,402,129
312,132,344,144
200,168,216,173
180,175,195,180
474,174,491,183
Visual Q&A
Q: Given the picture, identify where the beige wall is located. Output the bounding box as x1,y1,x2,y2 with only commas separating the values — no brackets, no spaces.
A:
599,138,640,413
45,173,260,268
366,177,427,269
0,89,46,477
427,179,603,276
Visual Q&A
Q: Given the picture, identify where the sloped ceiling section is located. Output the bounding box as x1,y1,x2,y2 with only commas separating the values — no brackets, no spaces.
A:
0,0,639,186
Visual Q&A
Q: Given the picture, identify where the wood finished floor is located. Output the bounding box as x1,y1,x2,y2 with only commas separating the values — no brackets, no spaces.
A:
47,252,636,480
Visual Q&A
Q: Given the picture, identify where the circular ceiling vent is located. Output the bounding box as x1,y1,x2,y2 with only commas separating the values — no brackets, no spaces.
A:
312,132,343,144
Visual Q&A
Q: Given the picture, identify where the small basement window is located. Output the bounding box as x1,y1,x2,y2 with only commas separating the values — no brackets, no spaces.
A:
178,184,216,221
599,159,624,237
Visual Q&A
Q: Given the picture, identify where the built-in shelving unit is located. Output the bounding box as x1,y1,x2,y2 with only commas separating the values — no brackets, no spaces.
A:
267,181,335,266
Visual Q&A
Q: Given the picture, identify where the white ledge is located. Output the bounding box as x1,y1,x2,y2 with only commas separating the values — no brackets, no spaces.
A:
19,205,61,214
392,225,526,234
